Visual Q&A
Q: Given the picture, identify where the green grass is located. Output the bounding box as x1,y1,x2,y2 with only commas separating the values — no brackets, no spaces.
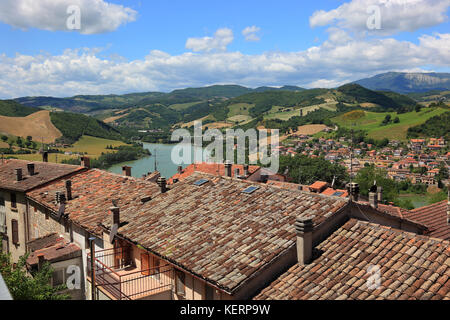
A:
332,107,447,140
227,103,253,117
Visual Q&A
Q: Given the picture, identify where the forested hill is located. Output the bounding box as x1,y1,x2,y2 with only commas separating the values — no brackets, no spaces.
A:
0,100,41,116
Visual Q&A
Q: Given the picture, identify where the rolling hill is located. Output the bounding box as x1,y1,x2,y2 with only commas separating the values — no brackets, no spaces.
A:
354,72,450,93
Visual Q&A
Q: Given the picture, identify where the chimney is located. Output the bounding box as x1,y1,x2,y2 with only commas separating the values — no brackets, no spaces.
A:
369,191,378,208
15,168,23,181
55,191,66,204
37,253,46,271
295,216,314,265
234,168,240,178
346,182,359,202
42,151,48,163
243,164,249,176
224,161,232,177
27,163,35,176
177,166,183,174
65,180,72,201
377,186,383,203
110,206,120,226
81,157,90,168
122,166,132,177
157,177,167,193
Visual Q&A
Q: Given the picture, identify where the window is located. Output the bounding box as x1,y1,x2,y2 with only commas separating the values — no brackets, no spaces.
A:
140,252,150,276
10,193,16,209
205,284,214,300
11,219,19,245
175,270,185,296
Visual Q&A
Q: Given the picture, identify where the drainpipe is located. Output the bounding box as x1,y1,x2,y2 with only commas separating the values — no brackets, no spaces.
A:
89,237,97,301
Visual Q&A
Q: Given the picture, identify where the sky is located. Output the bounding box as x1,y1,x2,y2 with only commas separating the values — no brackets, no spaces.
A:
0,0,449,98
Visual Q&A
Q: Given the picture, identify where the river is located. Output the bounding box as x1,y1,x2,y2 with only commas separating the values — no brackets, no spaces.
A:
107,143,211,179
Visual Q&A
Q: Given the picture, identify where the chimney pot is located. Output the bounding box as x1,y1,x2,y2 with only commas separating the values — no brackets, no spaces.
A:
27,163,35,176
243,164,249,176
157,177,167,193
81,157,90,168
234,168,240,178
110,206,120,226
377,186,383,202
295,216,314,265
346,182,359,202
122,166,132,177
65,180,72,201
224,161,232,177
15,168,23,181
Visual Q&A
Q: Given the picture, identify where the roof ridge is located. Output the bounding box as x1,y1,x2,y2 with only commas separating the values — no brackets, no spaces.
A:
410,199,447,212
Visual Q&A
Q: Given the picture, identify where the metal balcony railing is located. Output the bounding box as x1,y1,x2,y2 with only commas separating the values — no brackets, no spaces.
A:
87,247,174,300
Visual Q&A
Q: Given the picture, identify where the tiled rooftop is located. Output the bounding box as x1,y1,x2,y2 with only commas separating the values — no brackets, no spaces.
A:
0,159,84,192
26,238,81,266
103,172,349,294
167,162,260,184
405,201,450,241
27,169,161,235
255,219,450,300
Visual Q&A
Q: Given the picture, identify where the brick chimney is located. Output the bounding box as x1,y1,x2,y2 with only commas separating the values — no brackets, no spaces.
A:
81,156,90,168
369,191,378,208
295,216,314,265
65,180,72,201
122,166,132,177
377,186,383,203
243,164,249,176
110,206,120,226
15,168,22,181
27,163,35,176
346,182,359,202
225,161,232,177
157,177,167,193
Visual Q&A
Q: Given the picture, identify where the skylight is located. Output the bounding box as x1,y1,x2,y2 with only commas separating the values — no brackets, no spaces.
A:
332,191,344,197
194,179,209,186
242,186,259,194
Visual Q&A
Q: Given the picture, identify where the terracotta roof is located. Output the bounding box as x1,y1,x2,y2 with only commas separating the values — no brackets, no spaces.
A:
27,233,60,252
255,219,450,300
321,188,348,198
27,238,81,266
309,181,328,190
27,169,161,236
266,180,306,191
405,201,450,241
103,172,349,294
167,162,260,184
377,204,408,219
0,159,84,192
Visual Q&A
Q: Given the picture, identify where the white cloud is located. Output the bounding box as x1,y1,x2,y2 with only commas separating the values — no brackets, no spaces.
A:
185,28,234,52
242,26,261,42
0,0,137,34
0,32,449,98
310,0,450,35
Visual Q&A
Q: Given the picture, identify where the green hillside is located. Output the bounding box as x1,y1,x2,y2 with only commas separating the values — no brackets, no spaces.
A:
0,100,41,116
407,111,450,140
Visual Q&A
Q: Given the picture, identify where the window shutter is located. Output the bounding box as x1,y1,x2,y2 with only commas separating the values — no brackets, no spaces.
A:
141,252,150,276
11,219,19,245
176,270,185,296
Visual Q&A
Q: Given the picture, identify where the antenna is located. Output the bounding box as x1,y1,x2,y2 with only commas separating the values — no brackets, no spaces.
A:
154,148,157,172
350,123,355,183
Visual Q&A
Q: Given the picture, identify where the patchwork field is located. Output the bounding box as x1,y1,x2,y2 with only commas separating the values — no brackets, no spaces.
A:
333,107,447,140
62,135,128,157
0,110,62,143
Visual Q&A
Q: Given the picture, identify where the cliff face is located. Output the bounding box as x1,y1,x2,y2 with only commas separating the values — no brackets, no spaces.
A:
354,72,450,93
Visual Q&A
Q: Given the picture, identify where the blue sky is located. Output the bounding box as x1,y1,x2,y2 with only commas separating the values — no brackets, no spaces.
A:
0,0,449,98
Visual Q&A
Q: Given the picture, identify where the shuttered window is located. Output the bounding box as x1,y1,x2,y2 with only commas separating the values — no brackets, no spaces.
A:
10,193,16,209
11,219,19,245
140,252,150,276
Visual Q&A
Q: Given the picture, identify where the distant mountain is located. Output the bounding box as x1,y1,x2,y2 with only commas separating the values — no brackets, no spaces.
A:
253,85,305,92
354,72,450,93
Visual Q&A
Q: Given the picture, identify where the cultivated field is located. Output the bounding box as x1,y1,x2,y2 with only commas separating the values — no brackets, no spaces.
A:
62,135,128,157
0,110,62,143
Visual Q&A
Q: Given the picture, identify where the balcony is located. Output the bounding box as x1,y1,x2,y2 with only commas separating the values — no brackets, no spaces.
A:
87,247,174,300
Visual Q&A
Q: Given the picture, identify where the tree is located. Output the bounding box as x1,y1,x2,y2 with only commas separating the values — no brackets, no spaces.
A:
393,117,400,123
355,166,399,203
1,135,7,143
415,105,421,113
0,249,70,300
